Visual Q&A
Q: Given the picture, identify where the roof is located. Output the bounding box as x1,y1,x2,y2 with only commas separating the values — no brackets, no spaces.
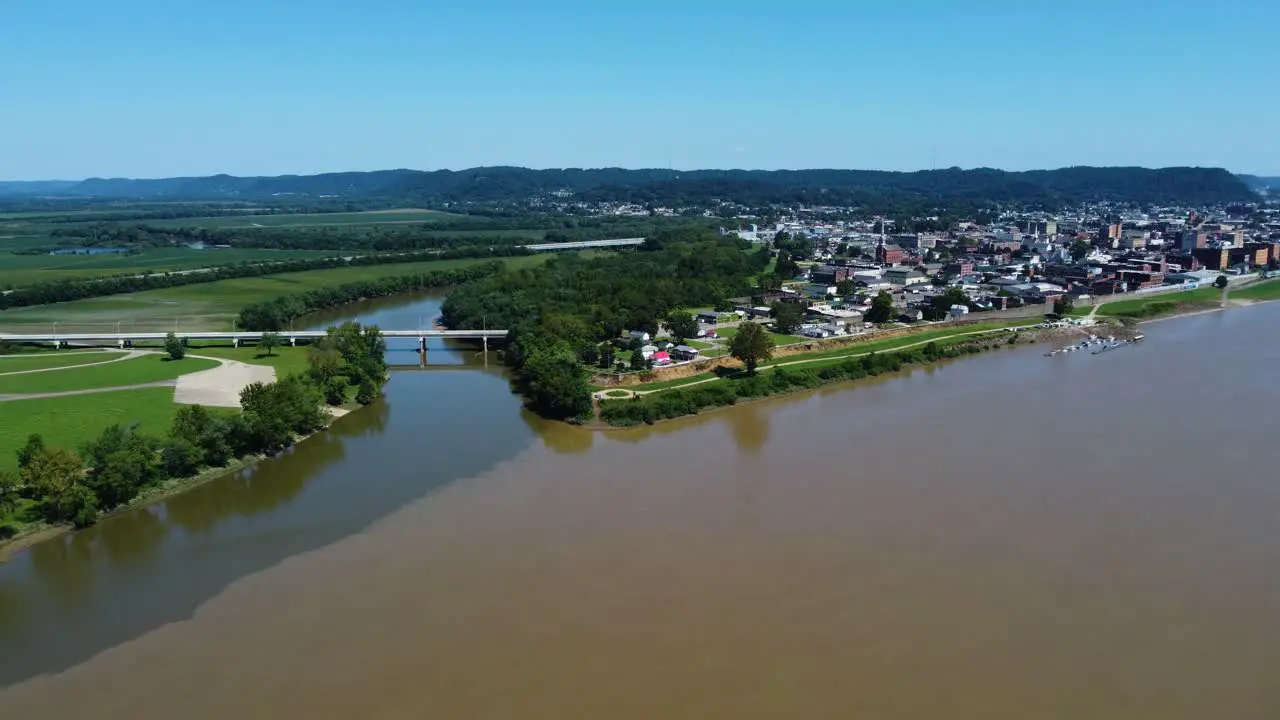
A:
674,345,699,353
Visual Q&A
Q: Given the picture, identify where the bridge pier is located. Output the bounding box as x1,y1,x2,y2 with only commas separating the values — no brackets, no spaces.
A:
419,337,427,353
232,338,239,347
289,336,296,346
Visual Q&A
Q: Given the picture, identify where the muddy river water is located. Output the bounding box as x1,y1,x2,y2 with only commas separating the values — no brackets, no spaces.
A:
1,296,1278,718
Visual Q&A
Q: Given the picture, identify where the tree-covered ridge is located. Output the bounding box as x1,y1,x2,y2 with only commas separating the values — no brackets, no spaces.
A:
6,166,1257,208
440,230,769,419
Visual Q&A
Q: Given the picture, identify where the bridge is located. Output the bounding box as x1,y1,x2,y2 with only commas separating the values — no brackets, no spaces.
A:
521,237,645,251
0,329,508,351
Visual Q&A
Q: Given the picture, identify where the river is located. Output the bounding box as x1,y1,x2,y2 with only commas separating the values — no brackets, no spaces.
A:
1,296,1279,718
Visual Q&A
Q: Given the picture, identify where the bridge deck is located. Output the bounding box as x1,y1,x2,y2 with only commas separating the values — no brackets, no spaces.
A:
0,329,507,342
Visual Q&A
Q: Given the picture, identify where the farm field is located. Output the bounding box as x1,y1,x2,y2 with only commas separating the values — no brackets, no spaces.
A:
0,253,555,333
144,209,458,229
0,354,217,394
0,246,335,287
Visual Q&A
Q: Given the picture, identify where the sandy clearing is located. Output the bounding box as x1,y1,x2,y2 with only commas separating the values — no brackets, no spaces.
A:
173,356,276,407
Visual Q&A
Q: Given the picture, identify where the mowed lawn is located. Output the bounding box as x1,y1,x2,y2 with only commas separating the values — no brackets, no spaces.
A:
188,344,312,376
0,388,184,472
0,254,553,333
0,350,128,373
0,355,217,394
716,326,809,345
1096,287,1222,316
1233,277,1280,301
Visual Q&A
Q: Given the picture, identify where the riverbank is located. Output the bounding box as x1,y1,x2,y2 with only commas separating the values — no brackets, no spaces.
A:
0,404,362,558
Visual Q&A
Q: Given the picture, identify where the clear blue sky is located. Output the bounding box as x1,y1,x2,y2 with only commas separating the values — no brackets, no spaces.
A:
3,0,1276,180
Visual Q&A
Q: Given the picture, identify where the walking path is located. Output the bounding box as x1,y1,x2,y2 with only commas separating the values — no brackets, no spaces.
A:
0,351,275,407
0,381,176,402
173,356,276,407
0,350,146,376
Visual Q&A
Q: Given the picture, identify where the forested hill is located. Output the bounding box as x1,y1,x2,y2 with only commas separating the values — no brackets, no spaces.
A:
3,166,1258,207
1238,174,1280,191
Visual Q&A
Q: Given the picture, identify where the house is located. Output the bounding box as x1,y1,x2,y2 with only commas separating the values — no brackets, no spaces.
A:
651,351,671,365
673,345,700,360
898,308,924,323
801,325,831,338
628,330,651,342
639,344,658,359
949,305,970,320
696,312,720,324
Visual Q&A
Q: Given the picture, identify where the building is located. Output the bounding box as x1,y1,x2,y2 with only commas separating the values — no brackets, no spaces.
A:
884,268,929,286
876,239,906,266
943,260,975,277
1120,229,1149,249
1098,223,1123,247
672,345,700,361
810,265,852,284
628,330,651,342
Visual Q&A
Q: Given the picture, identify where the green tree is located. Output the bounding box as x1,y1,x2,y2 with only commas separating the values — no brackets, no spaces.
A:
259,332,282,357
666,311,698,343
630,348,646,372
1053,295,1075,315
21,446,88,524
161,439,202,478
770,301,804,335
81,424,160,510
835,279,855,296
1214,274,1229,289
1069,239,1092,261
865,291,895,324
928,288,971,320
522,350,594,419
729,322,773,375
164,332,185,360
0,469,19,515
16,433,46,472
774,251,801,280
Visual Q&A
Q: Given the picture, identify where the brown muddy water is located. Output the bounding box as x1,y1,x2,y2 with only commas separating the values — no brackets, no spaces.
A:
1,298,1279,718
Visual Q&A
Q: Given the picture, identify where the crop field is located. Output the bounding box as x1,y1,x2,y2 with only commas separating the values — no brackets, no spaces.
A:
0,253,554,333
145,209,458,229
0,246,335,287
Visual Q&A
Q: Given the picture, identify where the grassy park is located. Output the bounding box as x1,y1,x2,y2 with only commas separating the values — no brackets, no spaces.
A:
0,350,128,373
0,354,217,394
0,388,184,473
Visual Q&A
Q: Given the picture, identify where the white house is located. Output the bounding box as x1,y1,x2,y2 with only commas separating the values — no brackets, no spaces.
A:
628,330,651,342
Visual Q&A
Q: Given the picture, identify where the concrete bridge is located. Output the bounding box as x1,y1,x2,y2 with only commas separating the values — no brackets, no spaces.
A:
0,329,508,351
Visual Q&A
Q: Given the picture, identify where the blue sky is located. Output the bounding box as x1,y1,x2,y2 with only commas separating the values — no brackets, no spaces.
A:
3,0,1276,179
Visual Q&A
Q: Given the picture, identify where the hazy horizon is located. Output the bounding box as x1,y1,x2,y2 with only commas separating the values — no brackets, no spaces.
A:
4,1,1278,179
2,164,1273,185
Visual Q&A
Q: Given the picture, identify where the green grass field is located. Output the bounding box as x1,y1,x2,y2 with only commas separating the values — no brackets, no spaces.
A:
0,247,335,287
0,254,554,333
0,355,217,394
0,388,183,472
1233,277,1280,301
188,344,312,377
716,326,809,346
1096,287,1222,317
0,350,128,373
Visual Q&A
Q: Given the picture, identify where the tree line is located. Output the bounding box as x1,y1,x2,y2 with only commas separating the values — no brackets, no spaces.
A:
440,230,769,420
0,246,523,309
34,216,699,253
0,322,387,537
236,262,506,331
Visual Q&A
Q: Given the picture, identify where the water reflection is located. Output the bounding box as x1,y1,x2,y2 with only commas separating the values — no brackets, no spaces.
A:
0,295,539,688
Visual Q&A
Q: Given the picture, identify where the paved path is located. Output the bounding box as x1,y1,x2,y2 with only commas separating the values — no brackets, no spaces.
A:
0,351,275,407
0,381,175,402
174,356,276,407
0,350,145,377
